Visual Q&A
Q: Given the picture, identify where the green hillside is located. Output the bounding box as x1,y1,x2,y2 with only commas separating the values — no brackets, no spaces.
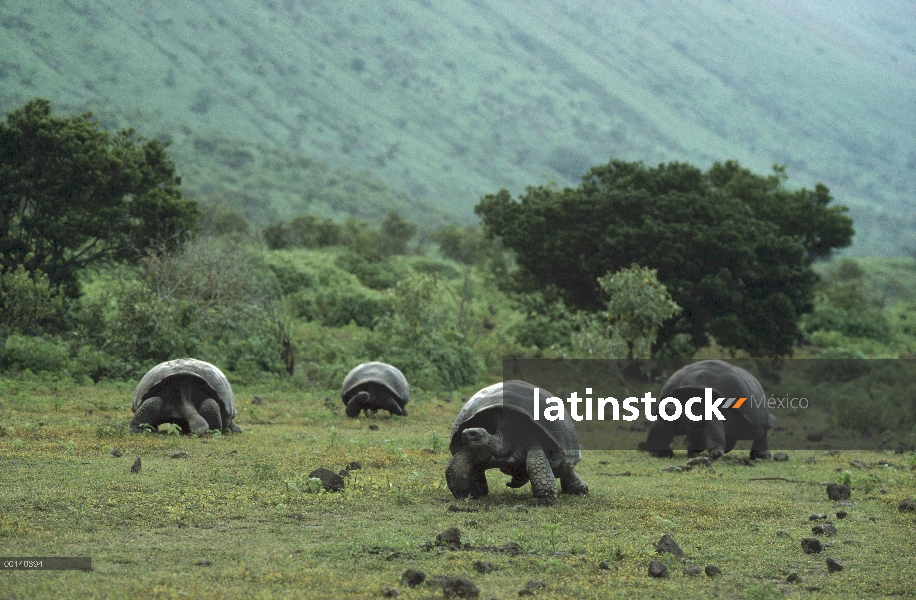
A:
1,0,914,252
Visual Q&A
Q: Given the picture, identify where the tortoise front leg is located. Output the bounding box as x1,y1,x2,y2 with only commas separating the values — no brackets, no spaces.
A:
749,434,771,460
526,446,557,506
375,394,407,417
641,421,679,458
199,397,222,432
178,379,210,436
345,391,369,418
558,464,589,495
130,396,163,433
446,448,487,498
704,420,727,459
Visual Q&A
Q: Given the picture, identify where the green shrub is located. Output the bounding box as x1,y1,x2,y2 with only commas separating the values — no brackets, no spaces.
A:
0,335,70,373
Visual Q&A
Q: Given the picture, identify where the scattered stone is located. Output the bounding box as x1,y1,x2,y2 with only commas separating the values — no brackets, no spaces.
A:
661,465,684,473
705,564,722,577
773,452,789,462
339,469,350,478
826,483,851,501
382,587,399,598
727,456,756,466
878,460,892,467
130,457,142,474
869,516,877,522
899,498,916,512
836,510,848,519
655,534,684,557
599,460,610,465
195,559,211,567
448,504,479,513
251,396,263,405
807,432,824,442
524,581,546,591
347,461,362,471
648,560,668,578
111,449,123,458
170,451,190,459
437,527,462,547
518,590,533,597
786,572,801,583
683,565,702,575
441,576,479,599
807,586,821,592
512,504,529,513
812,524,838,536
809,513,827,521
825,450,840,457
599,561,612,570
308,467,345,492
804,457,818,464
369,424,379,431
801,538,824,554
499,542,522,555
826,557,844,572
686,456,712,467
849,459,872,469
400,568,426,587
776,530,791,538
474,561,492,574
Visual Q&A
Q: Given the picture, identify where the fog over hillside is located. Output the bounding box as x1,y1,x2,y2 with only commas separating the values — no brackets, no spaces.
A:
1,0,914,254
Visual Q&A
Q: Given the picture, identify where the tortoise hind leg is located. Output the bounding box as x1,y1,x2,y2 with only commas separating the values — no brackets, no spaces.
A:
526,446,557,506
199,398,222,432
130,396,163,433
749,434,771,460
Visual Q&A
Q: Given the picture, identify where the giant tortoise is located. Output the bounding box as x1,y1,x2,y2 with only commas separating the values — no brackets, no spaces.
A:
130,358,240,435
341,362,409,417
638,359,775,459
445,380,588,506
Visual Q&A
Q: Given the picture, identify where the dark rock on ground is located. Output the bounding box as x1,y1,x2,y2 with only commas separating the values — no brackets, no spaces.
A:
524,581,546,591
170,451,190,459
308,467,346,492
512,505,529,512
382,587,399,598
448,504,479,513
195,559,211,567
812,524,838,536
130,457,141,474
686,456,711,467
439,577,479,599
801,538,824,554
804,457,818,464
826,483,851,501
648,560,668,578
776,530,791,538
849,459,872,469
369,424,379,431
599,561,611,570
683,565,702,575
661,465,684,473
786,572,801,583
655,534,684,557
807,432,825,442
727,456,756,466
836,510,848,519
111,449,123,458
251,396,263,405
348,461,363,470
826,557,844,572
773,452,789,462
474,561,492,574
339,469,350,477
899,498,916,512
809,513,827,521
705,564,722,577
437,527,462,546
400,569,426,587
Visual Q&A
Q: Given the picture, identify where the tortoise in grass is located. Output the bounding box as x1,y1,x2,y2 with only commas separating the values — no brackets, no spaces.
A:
638,360,776,459
341,362,409,418
445,380,588,506
130,358,240,435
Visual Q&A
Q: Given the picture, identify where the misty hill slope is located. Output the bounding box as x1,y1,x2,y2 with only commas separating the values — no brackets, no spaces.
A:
2,0,915,253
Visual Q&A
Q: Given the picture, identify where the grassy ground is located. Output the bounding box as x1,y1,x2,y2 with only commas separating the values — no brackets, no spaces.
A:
1,376,915,599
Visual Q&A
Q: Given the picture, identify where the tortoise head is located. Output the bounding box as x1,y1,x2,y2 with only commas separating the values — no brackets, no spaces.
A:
461,427,504,460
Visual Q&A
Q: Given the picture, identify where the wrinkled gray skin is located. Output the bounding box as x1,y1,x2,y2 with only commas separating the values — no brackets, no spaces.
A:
639,360,775,459
130,359,240,436
341,362,409,418
446,381,588,506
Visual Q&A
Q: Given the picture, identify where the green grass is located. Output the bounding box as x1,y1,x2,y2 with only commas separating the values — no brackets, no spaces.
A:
1,375,915,598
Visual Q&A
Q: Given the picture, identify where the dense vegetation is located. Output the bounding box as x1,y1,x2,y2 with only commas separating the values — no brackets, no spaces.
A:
2,0,915,255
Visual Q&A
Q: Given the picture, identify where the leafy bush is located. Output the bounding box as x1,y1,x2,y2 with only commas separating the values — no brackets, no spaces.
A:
0,266,66,339
0,334,70,373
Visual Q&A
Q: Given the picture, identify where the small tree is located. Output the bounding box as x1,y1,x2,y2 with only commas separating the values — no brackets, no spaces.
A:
568,265,681,358
0,98,198,296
